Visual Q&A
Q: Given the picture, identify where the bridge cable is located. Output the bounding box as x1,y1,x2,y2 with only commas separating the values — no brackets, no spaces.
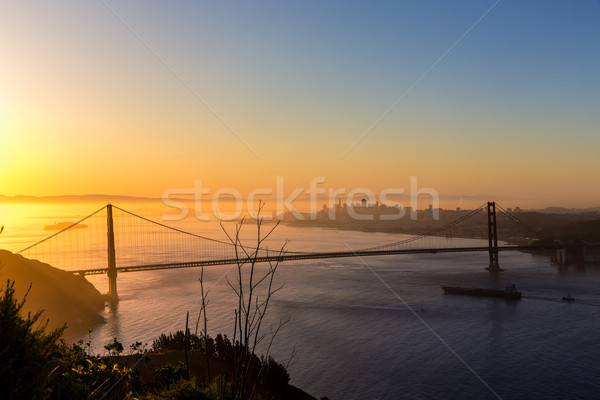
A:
111,205,233,246
279,203,489,255
358,203,488,252
17,205,108,254
495,204,543,239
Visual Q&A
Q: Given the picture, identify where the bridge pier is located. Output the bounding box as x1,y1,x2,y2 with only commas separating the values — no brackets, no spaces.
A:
555,244,596,265
486,202,503,273
107,204,119,300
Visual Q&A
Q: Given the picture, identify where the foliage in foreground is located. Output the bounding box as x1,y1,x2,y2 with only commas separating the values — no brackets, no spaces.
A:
151,330,290,391
0,279,291,400
0,279,136,399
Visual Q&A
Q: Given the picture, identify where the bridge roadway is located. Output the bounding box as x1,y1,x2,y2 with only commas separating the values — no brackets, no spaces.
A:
73,244,562,275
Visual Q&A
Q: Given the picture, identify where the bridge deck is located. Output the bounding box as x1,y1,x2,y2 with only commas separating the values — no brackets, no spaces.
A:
73,245,562,275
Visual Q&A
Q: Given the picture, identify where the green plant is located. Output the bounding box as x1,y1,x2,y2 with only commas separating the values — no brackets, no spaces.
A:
144,377,209,400
0,279,64,399
151,331,207,353
154,362,189,387
104,337,124,356
0,279,136,399
129,340,148,355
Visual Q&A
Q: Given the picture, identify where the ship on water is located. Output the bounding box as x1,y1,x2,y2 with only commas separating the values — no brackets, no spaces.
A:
441,284,522,300
44,222,88,231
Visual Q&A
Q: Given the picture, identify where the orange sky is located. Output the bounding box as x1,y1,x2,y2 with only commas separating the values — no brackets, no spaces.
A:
1,2,599,209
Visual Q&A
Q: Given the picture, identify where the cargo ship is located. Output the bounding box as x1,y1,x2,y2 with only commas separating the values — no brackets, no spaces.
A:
441,285,522,300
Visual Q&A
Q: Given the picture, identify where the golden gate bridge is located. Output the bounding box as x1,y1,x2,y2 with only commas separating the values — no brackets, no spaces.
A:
15,202,567,298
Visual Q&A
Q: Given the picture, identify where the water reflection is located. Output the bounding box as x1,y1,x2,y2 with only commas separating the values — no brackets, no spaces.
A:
104,300,122,341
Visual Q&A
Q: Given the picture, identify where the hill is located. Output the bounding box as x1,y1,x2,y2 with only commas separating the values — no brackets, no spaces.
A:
0,250,105,331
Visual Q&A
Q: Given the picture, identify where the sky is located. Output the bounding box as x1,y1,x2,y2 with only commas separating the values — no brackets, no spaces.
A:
1,0,599,208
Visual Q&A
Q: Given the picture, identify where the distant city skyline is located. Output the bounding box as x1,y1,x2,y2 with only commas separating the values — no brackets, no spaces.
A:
1,1,599,207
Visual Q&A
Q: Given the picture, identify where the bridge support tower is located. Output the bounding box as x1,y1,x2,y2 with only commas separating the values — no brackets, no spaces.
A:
486,202,503,273
107,204,119,300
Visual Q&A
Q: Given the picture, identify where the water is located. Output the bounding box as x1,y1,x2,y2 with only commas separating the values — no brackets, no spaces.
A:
84,231,600,400
3,202,600,399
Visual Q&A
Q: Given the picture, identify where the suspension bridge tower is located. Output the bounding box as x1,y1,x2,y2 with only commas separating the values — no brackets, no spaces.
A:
486,202,503,273
106,204,118,299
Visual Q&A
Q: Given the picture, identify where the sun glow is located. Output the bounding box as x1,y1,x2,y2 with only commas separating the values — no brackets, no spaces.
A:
0,2,597,208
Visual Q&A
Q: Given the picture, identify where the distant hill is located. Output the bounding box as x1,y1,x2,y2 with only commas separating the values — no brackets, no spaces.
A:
0,250,105,331
0,194,160,203
533,207,600,214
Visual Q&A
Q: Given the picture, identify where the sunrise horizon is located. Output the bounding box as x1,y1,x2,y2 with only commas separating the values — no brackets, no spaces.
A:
1,188,598,211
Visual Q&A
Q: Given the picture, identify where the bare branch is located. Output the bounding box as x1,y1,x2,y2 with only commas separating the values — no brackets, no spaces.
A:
225,276,240,297
266,316,290,356
213,201,289,399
